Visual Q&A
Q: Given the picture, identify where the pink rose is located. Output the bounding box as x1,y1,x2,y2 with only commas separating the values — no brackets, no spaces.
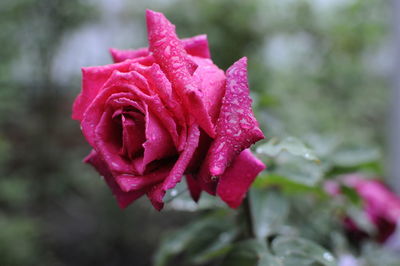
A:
72,10,265,210
346,176,400,242
326,174,400,242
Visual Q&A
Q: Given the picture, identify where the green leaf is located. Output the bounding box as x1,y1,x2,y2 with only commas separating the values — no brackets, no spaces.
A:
256,137,324,186
340,186,362,205
272,157,323,186
154,213,235,266
221,239,280,266
257,137,320,163
254,175,326,197
250,188,289,239
330,147,380,167
190,230,237,265
271,236,336,266
361,242,400,266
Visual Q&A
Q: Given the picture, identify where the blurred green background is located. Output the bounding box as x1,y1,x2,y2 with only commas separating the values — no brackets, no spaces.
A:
0,0,392,265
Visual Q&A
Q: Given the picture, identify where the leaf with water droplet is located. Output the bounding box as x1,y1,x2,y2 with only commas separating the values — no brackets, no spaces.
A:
271,236,336,266
163,180,187,203
256,137,320,163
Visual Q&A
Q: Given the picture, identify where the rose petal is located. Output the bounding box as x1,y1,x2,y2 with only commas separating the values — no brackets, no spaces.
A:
352,179,400,224
120,113,145,159
182,34,211,59
147,124,200,210
133,104,176,174
94,108,133,174
110,34,210,63
187,129,213,172
116,165,171,192
84,150,145,208
146,9,215,137
129,63,189,148
191,56,226,123
186,174,202,202
72,60,133,121
216,149,265,208
196,154,217,195
208,57,264,176
110,47,149,63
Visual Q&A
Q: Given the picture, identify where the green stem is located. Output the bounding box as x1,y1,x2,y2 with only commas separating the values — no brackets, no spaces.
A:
243,193,255,238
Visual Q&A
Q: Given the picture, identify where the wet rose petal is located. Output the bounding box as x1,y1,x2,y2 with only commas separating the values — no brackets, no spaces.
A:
186,174,202,202
217,149,265,208
110,47,150,63
94,108,133,174
84,150,145,208
110,34,210,63
138,105,176,174
120,112,146,159
131,63,188,150
116,165,171,192
191,56,226,123
146,9,215,137
208,57,264,176
182,34,211,59
147,124,200,210
73,60,133,121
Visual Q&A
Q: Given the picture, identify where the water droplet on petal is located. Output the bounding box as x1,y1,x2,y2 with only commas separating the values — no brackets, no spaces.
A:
164,45,171,57
239,118,251,129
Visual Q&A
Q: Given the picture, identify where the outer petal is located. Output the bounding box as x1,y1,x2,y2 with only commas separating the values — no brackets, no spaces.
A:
109,34,211,63
116,165,171,192
84,150,145,208
72,60,133,121
147,124,200,210
186,174,202,202
216,149,265,208
146,9,215,137
182,35,211,58
208,57,264,176
110,47,149,63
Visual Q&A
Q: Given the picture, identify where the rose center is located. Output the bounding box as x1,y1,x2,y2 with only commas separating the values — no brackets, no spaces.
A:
112,107,146,160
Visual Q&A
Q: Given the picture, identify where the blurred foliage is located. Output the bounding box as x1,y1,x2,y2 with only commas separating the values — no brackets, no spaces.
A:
0,0,397,265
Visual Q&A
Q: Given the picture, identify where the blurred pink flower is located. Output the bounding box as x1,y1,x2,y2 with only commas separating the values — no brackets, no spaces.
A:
327,174,400,242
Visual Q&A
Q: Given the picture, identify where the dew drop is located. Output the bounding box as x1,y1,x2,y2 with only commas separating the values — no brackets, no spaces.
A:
164,46,171,57
170,189,178,197
323,252,334,262
239,118,251,129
